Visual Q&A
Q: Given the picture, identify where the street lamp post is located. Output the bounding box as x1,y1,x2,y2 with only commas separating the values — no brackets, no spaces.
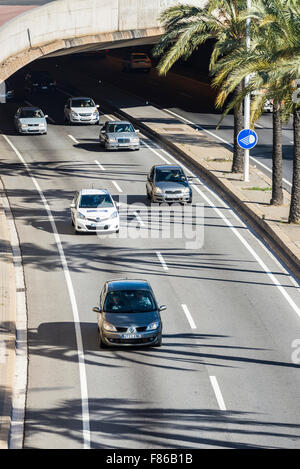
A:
244,0,251,182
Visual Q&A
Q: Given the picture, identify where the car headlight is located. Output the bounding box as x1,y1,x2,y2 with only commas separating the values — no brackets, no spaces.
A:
108,137,117,143
146,321,160,331
71,111,78,117
103,321,117,332
183,187,190,193
20,124,27,129
78,212,86,220
39,123,45,127
93,110,99,115
154,187,163,194
111,210,118,218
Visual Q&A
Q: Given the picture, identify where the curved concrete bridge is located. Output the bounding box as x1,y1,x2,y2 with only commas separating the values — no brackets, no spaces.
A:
0,0,205,80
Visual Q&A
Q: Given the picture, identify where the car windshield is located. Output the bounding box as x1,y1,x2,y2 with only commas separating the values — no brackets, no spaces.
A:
107,123,134,133
20,109,44,118
71,98,95,107
104,290,156,313
155,169,186,183
79,194,113,208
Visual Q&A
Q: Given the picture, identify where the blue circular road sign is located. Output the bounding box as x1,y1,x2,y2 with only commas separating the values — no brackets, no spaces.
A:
237,129,258,149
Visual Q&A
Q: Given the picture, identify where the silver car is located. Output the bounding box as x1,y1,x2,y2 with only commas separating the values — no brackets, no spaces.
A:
64,96,99,124
14,106,48,135
146,165,193,204
99,120,140,151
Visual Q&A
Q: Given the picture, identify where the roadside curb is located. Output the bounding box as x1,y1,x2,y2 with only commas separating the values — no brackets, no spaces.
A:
98,99,300,283
0,179,27,449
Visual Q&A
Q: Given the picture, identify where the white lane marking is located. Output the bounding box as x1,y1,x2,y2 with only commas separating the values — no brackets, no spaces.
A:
134,211,145,227
141,139,171,163
68,134,79,144
146,136,300,294
162,108,293,187
156,251,168,271
164,108,233,146
24,100,55,123
254,122,264,129
181,304,197,329
250,156,292,187
191,182,300,319
2,134,91,449
112,180,123,193
1,187,27,449
95,159,105,171
210,376,227,411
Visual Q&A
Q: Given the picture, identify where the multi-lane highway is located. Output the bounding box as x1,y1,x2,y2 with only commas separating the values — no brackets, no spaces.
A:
1,61,300,449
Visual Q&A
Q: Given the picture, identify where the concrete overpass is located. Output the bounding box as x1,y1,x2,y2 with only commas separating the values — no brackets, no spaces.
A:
0,0,205,81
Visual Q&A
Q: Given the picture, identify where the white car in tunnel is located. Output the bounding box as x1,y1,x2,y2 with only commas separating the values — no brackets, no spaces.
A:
64,97,100,124
70,189,119,233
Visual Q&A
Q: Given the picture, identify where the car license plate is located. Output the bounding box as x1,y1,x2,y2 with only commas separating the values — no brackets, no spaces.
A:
42,86,48,89
122,334,142,339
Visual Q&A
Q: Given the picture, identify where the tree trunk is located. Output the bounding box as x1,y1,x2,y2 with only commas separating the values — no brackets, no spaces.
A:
271,101,283,205
288,106,300,223
231,83,244,173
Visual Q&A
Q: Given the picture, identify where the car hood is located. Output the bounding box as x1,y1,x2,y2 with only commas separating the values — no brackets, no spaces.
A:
77,207,117,219
107,132,138,139
18,117,46,124
104,310,160,327
71,107,97,114
155,180,189,191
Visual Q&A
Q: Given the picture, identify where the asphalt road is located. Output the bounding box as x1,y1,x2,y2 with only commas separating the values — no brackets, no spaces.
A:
56,51,294,192
0,78,300,448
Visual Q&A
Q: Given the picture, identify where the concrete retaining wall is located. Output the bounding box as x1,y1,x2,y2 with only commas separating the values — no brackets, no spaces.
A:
0,0,206,80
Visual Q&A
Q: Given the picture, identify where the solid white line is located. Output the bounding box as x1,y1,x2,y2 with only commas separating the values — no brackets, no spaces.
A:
1,188,27,449
191,182,300,319
210,376,227,411
95,159,105,171
156,251,168,271
162,108,294,187
68,134,79,144
163,108,234,147
2,134,91,449
112,180,123,193
181,304,197,329
141,139,171,164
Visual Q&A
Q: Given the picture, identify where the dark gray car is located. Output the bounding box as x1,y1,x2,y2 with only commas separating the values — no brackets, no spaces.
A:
99,120,140,150
146,165,192,203
93,279,166,348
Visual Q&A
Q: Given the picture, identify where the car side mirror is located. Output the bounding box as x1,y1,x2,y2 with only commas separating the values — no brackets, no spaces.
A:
96,104,99,108
70,202,75,209
135,129,140,133
100,129,106,134
93,306,101,313
44,115,48,119
159,305,167,312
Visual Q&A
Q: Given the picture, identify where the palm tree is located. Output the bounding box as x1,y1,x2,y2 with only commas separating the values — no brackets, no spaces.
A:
211,0,299,207
153,0,248,173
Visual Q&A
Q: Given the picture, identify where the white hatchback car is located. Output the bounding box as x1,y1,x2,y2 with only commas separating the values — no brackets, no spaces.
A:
64,97,100,124
70,189,119,233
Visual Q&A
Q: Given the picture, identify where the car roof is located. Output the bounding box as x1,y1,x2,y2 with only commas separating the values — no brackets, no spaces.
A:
106,279,151,291
79,188,110,196
71,97,94,100
19,106,42,111
106,120,131,125
154,165,183,171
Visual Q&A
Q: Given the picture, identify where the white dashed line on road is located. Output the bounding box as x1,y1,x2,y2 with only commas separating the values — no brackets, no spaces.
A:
95,160,105,171
181,304,197,329
209,376,227,411
156,251,168,271
68,134,79,144
112,180,123,193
